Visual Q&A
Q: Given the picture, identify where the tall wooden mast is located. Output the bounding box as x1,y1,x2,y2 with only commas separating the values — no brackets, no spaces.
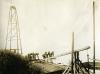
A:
93,1,95,74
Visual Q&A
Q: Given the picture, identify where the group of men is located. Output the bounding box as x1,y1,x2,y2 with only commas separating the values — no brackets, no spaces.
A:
27,51,54,62
28,52,39,61
42,51,54,59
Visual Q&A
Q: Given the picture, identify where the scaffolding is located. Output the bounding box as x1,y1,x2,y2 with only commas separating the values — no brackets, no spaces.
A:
5,2,22,54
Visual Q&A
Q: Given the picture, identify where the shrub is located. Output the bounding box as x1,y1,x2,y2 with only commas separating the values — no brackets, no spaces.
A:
0,50,31,74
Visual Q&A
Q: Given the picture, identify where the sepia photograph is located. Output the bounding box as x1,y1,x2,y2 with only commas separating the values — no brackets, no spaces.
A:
0,0,100,74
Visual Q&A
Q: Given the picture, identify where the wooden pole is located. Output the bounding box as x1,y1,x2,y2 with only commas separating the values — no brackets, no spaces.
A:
93,1,95,74
71,32,74,74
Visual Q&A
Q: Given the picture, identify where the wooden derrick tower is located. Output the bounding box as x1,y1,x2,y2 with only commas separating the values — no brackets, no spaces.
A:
5,2,22,54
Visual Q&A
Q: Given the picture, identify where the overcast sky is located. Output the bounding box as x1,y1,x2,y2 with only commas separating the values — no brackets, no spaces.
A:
0,0,100,67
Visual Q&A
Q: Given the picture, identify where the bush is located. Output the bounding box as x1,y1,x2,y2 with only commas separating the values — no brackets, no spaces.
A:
0,50,32,74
